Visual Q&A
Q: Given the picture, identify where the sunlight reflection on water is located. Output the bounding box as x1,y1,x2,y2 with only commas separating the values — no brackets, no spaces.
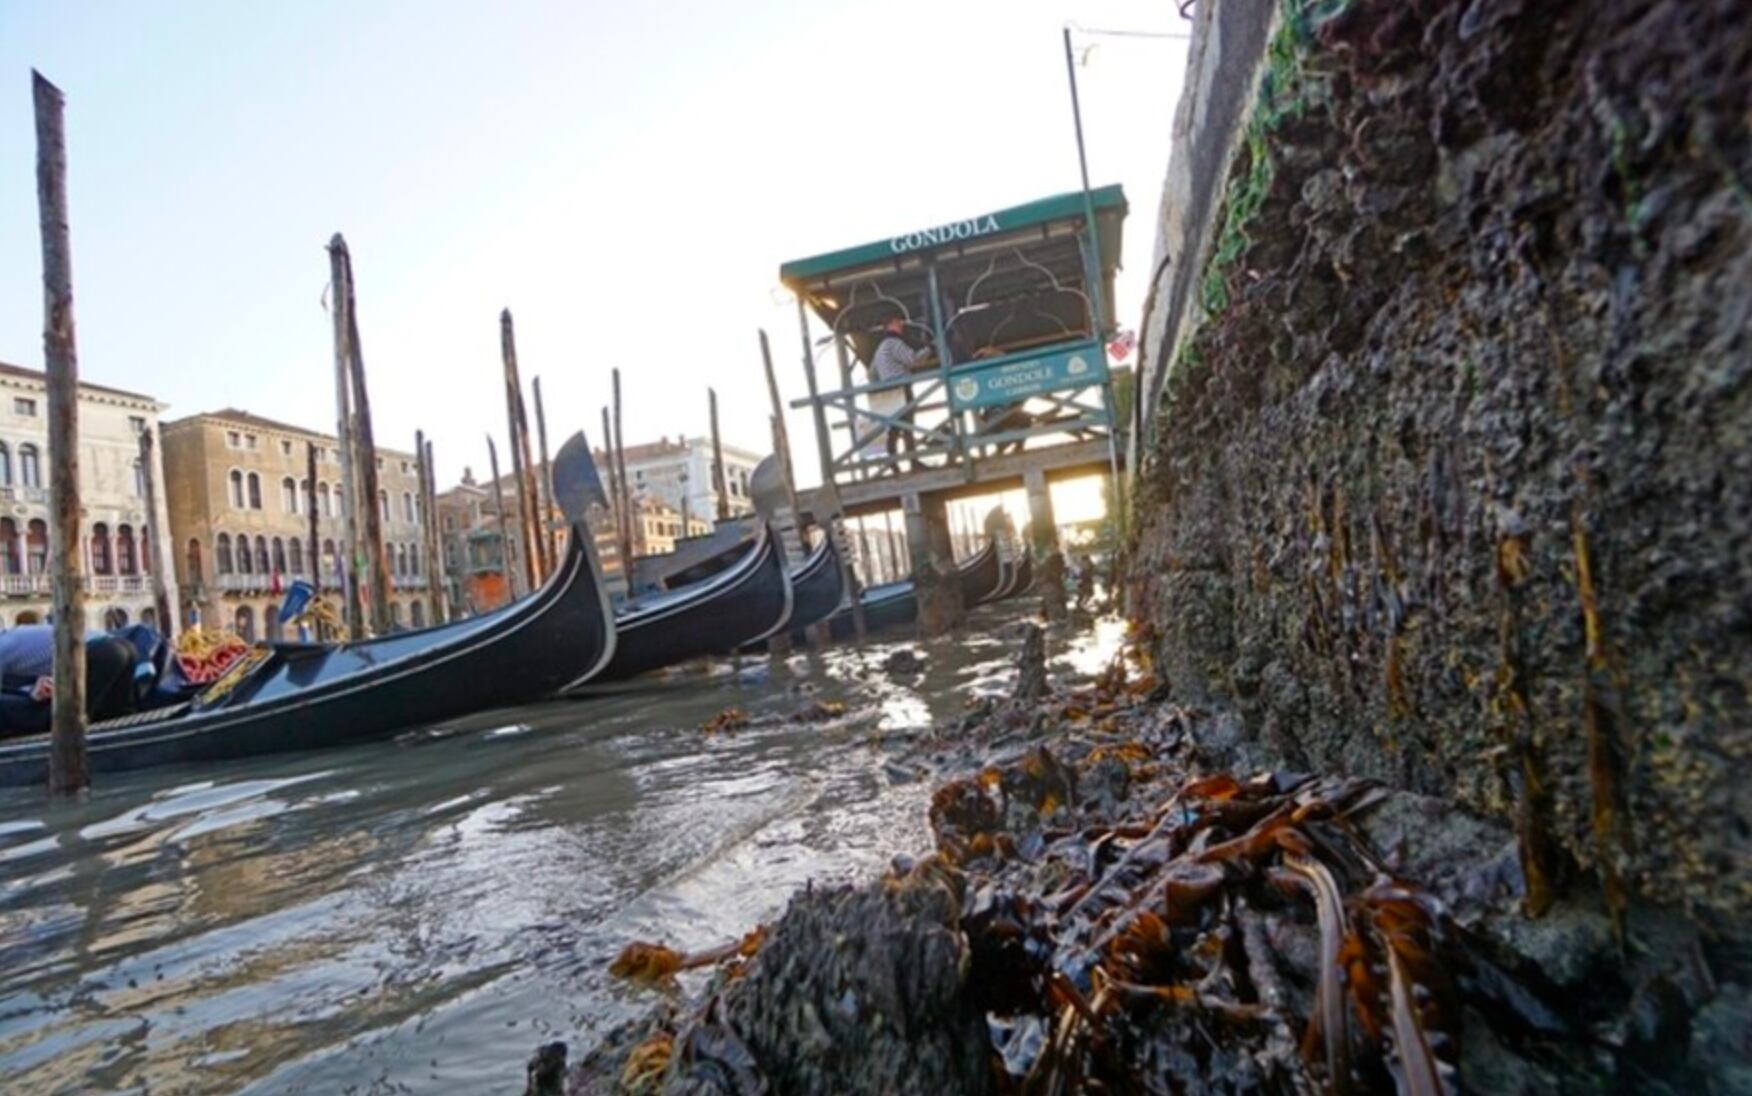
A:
0,603,1122,1094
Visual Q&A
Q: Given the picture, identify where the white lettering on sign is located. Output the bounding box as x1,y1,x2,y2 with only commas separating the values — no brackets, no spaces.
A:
888,214,1002,255
987,366,1052,390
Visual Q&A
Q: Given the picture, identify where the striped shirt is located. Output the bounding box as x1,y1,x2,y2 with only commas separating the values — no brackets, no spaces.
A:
870,335,928,382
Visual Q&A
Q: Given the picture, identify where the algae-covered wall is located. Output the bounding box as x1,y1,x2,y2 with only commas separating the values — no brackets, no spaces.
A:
1130,0,1750,927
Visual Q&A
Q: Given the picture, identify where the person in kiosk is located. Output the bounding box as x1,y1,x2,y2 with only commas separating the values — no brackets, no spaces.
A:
867,315,934,472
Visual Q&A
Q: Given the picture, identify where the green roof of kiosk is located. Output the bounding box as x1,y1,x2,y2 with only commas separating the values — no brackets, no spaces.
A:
780,184,1128,287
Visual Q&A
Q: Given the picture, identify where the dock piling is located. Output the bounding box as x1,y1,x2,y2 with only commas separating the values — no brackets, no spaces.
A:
326,236,365,637
533,378,558,571
34,70,88,795
500,311,540,590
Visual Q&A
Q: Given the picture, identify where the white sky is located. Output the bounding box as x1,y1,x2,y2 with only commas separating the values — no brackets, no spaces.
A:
1,1,1188,495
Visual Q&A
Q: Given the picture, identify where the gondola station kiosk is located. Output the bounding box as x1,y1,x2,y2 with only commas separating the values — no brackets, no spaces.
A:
781,184,1129,633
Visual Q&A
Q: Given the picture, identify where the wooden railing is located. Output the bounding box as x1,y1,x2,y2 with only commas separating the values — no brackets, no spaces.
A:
793,335,1117,485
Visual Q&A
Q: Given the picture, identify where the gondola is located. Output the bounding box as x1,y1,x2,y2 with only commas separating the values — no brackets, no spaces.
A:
786,533,846,637
958,541,1002,606
0,433,618,789
733,530,847,654
583,457,794,684
824,536,998,640
827,577,916,640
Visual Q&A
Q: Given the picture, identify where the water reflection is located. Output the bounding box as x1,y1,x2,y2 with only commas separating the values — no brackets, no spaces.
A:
0,605,1119,1094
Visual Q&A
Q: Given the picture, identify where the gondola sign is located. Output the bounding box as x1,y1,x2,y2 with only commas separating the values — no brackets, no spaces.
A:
948,343,1109,411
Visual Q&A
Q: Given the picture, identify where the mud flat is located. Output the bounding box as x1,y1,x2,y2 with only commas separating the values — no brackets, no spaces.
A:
540,622,1739,1093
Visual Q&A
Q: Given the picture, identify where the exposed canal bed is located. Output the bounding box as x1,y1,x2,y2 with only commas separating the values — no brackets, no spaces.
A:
0,605,1122,1094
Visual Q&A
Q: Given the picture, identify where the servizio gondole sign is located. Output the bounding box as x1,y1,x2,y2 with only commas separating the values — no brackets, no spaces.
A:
947,342,1110,412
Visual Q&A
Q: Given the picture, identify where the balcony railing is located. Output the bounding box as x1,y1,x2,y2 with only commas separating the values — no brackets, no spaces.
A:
794,335,1116,486
1,572,152,596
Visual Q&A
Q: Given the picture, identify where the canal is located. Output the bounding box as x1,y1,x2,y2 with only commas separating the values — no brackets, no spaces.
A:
0,607,1120,1093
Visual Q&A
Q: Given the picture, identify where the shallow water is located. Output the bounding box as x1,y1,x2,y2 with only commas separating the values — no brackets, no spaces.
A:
0,607,1122,1094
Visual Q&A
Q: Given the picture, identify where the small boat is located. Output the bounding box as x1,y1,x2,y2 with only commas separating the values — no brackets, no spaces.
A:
825,536,1000,640
0,433,618,789
958,541,1003,606
828,577,916,640
786,533,846,636
585,457,794,683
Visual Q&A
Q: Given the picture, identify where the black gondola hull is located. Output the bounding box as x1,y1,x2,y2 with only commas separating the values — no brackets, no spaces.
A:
593,524,792,682
0,525,615,788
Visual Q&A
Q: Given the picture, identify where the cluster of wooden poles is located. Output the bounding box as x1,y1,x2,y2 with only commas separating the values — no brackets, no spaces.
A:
28,68,828,796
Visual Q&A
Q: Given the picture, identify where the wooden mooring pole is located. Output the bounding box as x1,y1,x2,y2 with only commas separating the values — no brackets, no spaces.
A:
709,388,729,522
326,235,365,638
34,71,87,795
789,310,864,637
305,442,322,636
533,377,558,570
136,425,174,638
759,331,803,533
611,369,632,564
486,435,520,599
600,406,624,583
419,435,446,623
344,273,392,636
499,311,541,588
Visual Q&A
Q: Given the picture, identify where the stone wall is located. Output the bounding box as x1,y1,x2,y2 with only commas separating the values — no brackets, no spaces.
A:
1129,0,1750,928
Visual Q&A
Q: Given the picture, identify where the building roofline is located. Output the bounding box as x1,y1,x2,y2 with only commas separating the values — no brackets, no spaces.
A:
0,360,165,408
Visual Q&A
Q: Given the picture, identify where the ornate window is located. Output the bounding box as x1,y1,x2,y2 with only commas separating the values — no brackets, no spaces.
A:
115,524,137,575
90,522,113,575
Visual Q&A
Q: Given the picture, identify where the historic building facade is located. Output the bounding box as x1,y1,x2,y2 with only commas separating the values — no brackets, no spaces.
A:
0,362,180,630
613,435,763,525
162,410,431,638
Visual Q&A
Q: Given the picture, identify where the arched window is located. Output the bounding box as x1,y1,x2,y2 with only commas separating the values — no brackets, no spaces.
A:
394,543,407,576
288,537,304,576
90,522,112,575
133,460,146,498
389,601,403,629
116,524,137,575
235,605,256,642
0,442,12,487
229,469,245,508
409,544,420,577
318,482,332,517
26,520,47,574
300,479,312,515
322,538,337,577
254,535,270,574
247,472,262,511
379,490,390,523
187,538,204,583
281,477,299,514
19,445,41,489
334,485,345,517
235,533,252,574
402,492,415,523
410,601,425,629
0,518,17,574
215,533,233,575
272,537,288,575
139,523,152,573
